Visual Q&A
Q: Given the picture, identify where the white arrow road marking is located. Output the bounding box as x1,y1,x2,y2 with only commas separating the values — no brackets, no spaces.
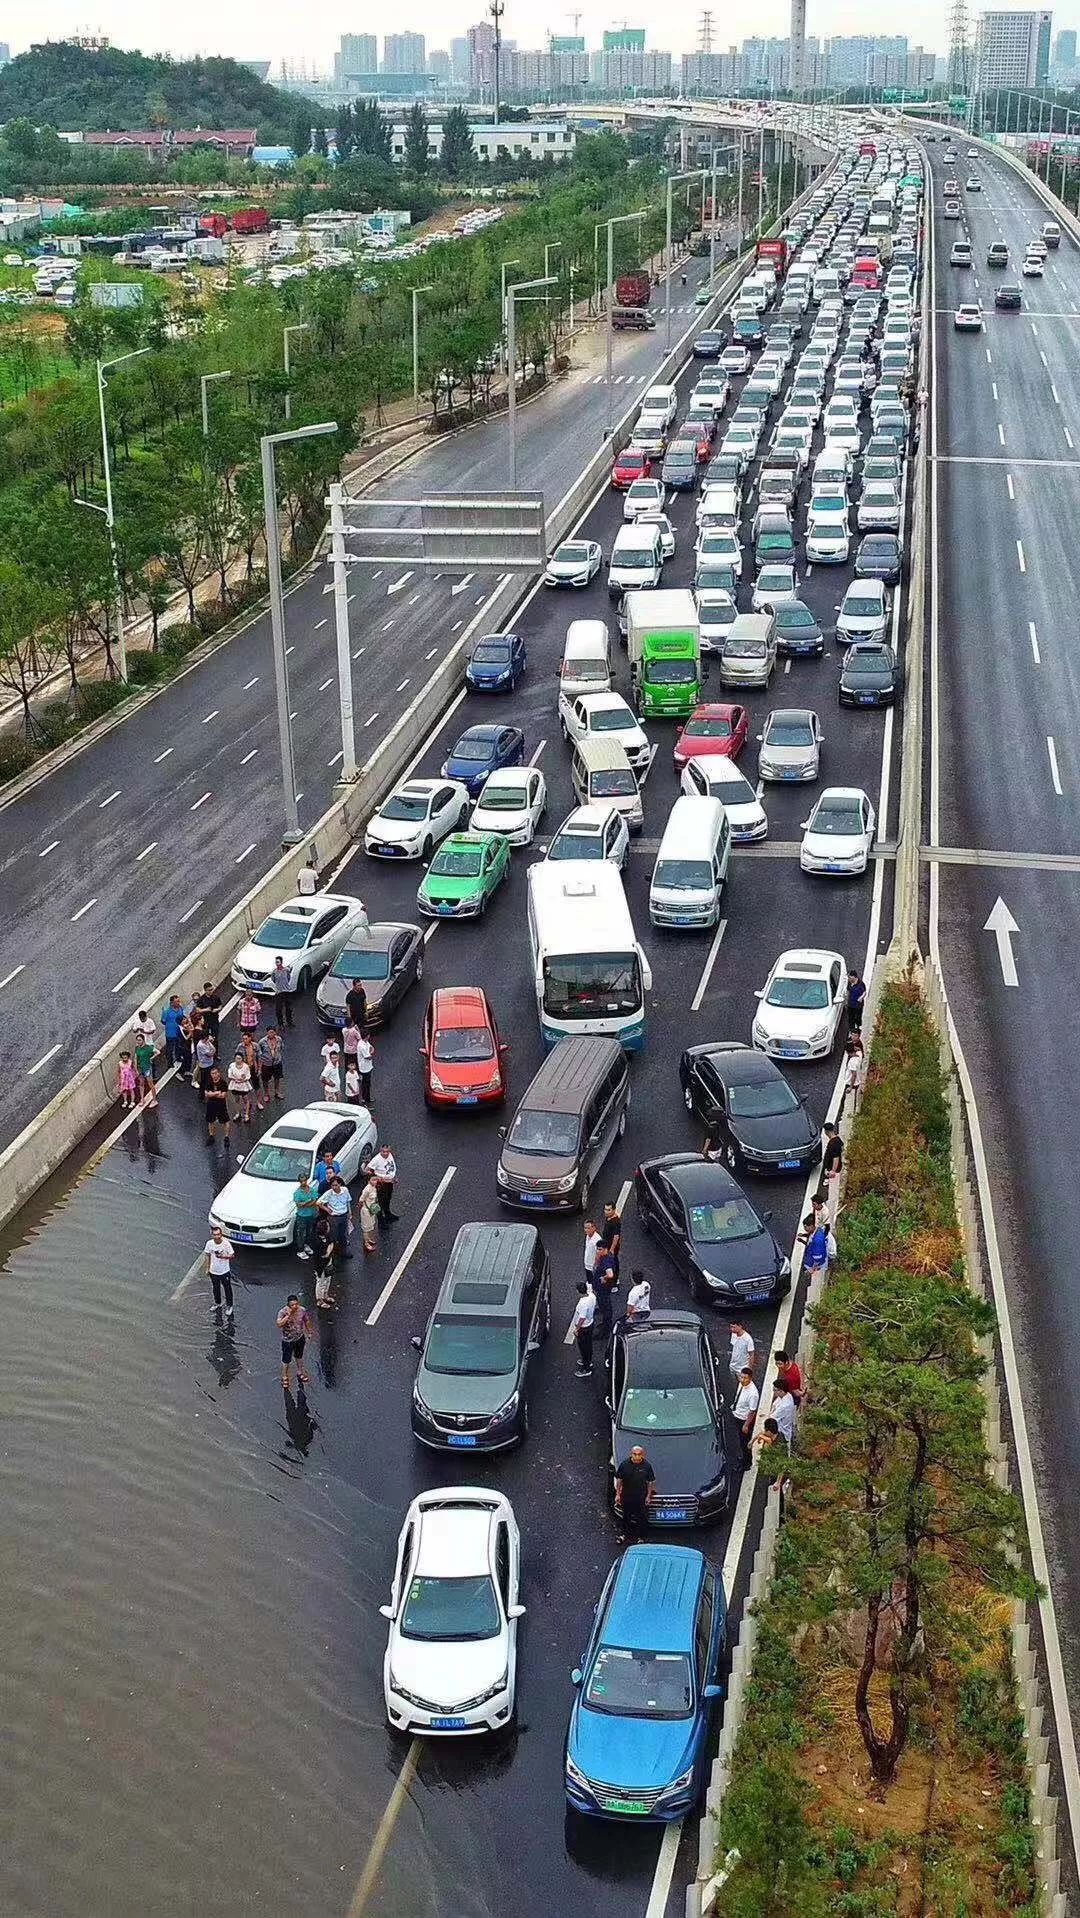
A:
450,573,475,597
387,571,413,595
984,896,1019,987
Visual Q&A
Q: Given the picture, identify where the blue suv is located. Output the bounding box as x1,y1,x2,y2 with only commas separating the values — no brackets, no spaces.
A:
564,1545,726,1822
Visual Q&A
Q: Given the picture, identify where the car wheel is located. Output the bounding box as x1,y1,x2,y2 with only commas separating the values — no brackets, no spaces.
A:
579,1175,591,1214
421,836,433,861
687,1266,706,1303
682,1081,695,1115
725,1143,739,1172
415,952,424,982
296,969,310,995
636,1191,651,1234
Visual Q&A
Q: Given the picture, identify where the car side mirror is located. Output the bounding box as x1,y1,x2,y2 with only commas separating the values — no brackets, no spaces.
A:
236,1153,244,1165
571,1667,583,1686
498,1125,507,1139
500,1041,509,1054
379,1603,394,1620
703,1683,724,1700
754,987,765,999
799,820,809,830
411,1335,423,1352
508,1604,526,1620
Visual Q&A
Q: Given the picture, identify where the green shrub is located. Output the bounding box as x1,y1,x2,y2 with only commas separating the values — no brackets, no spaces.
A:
74,679,131,722
0,734,34,781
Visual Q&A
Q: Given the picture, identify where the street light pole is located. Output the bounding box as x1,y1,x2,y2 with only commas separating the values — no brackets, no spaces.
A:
327,481,357,782
543,240,562,315
506,275,555,486
410,285,432,411
260,421,338,845
200,368,232,438
757,127,765,235
665,166,706,351
736,132,745,245
709,145,718,284
500,258,522,370
606,210,646,434
97,346,149,684
283,322,309,424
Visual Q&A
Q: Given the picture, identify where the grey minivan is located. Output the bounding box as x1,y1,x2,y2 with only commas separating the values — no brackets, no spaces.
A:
497,1034,629,1213
410,1221,551,1450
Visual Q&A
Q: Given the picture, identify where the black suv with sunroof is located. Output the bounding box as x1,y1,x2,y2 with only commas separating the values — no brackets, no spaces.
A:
411,1222,551,1451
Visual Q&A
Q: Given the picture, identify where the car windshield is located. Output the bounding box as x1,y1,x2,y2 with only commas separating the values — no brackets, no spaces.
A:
589,705,632,732
331,946,391,981
550,831,604,860
726,638,764,658
728,1078,799,1118
430,847,483,878
252,916,309,950
758,569,791,588
688,713,732,739
473,640,510,662
767,975,830,1010
779,606,816,629
423,1313,518,1377
433,1024,495,1063
400,1574,502,1643
557,544,591,563
544,952,641,1018
621,1385,712,1433
689,1196,763,1244
479,785,527,811
845,595,882,619
647,659,696,685
585,1647,694,1719
665,453,695,468
241,1142,312,1182
506,1109,580,1155
759,534,792,554
848,649,890,674
381,792,431,822
451,739,494,765
592,768,638,798
616,550,654,570
655,858,713,891
811,802,864,836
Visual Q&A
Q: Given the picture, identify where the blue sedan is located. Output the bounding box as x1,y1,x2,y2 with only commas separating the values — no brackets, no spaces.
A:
464,631,527,693
565,1545,726,1823
441,723,526,797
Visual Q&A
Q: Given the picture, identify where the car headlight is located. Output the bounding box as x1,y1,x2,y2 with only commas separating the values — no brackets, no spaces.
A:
809,1025,830,1044
555,1172,578,1194
565,1754,592,1790
458,1671,510,1710
488,1393,519,1427
780,1256,792,1279
412,1382,431,1416
497,1165,511,1187
658,1766,696,1798
389,1677,436,1710
271,1214,295,1230
428,1071,447,1092
752,1019,767,1042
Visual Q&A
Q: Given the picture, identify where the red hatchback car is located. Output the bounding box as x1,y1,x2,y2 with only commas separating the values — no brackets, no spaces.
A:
611,444,652,490
672,703,749,773
421,986,507,1109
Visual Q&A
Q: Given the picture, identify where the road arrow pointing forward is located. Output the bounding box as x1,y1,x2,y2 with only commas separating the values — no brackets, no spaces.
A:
984,896,1020,987
450,573,475,597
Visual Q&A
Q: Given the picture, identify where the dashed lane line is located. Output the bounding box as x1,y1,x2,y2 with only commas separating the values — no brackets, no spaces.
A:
70,897,97,922
366,1166,457,1328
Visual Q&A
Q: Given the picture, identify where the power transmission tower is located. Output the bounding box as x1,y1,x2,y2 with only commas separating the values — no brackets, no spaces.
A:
698,10,714,55
491,0,504,125
947,0,972,94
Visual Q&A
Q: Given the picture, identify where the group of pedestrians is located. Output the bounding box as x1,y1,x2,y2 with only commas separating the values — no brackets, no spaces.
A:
572,1201,631,1377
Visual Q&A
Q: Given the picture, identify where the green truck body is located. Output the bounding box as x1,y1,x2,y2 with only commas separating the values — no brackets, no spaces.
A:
625,588,701,720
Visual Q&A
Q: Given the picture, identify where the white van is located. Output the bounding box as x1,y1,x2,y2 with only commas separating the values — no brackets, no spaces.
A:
1043,220,1062,248
560,619,612,698
570,735,645,834
649,794,731,929
813,445,852,490
639,382,678,429
607,521,665,600
812,267,840,304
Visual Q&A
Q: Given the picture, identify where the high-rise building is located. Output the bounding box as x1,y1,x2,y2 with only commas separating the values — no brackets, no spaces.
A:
427,47,451,78
334,33,377,85
550,33,585,52
1052,24,1077,75
450,37,470,80
603,27,646,51
0,42,9,65
468,19,497,90
589,44,671,89
382,31,426,74
790,0,807,92
974,9,1052,87
823,34,910,86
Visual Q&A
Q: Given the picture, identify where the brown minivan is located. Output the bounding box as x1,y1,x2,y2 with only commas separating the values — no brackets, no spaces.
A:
496,1034,630,1214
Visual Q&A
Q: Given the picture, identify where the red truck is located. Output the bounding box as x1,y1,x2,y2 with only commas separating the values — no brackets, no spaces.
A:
615,269,651,308
232,207,270,235
755,237,789,278
859,140,877,157
198,213,229,239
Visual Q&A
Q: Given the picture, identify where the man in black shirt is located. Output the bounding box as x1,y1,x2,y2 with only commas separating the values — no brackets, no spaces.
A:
821,1121,843,1228
614,1445,655,1540
194,983,222,1043
600,1201,622,1281
345,979,369,1033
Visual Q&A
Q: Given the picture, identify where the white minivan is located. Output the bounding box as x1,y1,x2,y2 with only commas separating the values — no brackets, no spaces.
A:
607,521,665,599
649,794,731,930
639,382,678,429
560,619,612,697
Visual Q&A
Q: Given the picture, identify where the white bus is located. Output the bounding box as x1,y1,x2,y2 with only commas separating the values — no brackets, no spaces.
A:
527,862,651,1052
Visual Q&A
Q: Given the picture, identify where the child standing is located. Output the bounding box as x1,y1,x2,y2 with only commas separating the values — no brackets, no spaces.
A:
117,1050,137,1110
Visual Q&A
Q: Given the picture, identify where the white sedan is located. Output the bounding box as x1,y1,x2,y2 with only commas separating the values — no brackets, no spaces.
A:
800,787,876,876
365,777,470,860
805,514,851,566
681,754,767,840
559,690,651,771
720,342,751,375
231,893,369,994
752,562,799,610
381,1487,523,1736
953,304,984,332
752,948,848,1062
1022,254,1044,277
544,539,603,587
208,1102,376,1248
623,478,664,522
471,766,547,845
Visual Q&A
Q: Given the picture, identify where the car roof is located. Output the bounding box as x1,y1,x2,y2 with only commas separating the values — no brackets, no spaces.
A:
439,830,495,851
481,766,531,786
815,786,867,804
602,1545,706,1653
694,1042,785,1085
264,1103,356,1145
338,921,414,955
774,947,843,975
580,691,631,712
684,754,749,783
689,702,740,719
431,985,492,1026
766,705,816,724
397,777,447,797
437,1221,539,1317
647,1150,744,1205
556,803,618,830
456,724,505,744
845,578,885,598
414,1503,492,1577
264,893,357,924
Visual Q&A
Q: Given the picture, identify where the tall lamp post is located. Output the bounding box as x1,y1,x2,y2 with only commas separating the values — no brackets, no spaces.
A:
500,257,521,370
410,285,433,410
200,368,232,438
506,275,555,486
283,322,309,423
260,421,338,845
666,167,707,349
96,346,150,684
605,210,647,433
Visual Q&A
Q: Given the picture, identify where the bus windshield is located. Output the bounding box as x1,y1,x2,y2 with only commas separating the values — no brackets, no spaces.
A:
543,951,642,1018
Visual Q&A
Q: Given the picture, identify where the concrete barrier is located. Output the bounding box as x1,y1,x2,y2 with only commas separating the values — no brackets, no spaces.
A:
0,147,837,1237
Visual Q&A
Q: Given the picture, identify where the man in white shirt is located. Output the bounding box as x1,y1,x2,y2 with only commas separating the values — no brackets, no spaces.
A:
203,1225,235,1318
732,1367,759,1470
625,1273,651,1324
365,1144,398,1222
729,1320,755,1384
771,1383,797,1450
572,1280,596,1378
296,857,319,897
583,1219,602,1278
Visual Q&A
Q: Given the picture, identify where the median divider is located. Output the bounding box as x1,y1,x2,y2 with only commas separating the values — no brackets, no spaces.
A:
0,140,837,1238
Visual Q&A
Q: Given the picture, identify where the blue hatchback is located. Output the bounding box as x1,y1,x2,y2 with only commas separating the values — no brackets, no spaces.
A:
441,723,526,797
465,632,527,693
565,1545,726,1822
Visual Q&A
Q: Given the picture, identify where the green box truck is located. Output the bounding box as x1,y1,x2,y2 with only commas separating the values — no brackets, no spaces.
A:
625,588,701,720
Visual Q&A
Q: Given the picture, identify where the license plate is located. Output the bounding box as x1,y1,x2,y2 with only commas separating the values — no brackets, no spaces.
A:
780,769,799,779
233,1231,254,1243
456,1094,478,1105
778,1158,800,1170
432,1716,467,1729
744,1289,769,1303
825,863,847,872
436,904,456,915
517,1192,545,1205
858,694,876,704
776,1046,801,1058
659,1506,689,1521
601,1797,650,1816
671,915,694,924
447,1434,478,1447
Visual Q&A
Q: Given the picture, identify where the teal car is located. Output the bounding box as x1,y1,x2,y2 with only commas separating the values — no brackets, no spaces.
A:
694,284,713,307
417,832,509,920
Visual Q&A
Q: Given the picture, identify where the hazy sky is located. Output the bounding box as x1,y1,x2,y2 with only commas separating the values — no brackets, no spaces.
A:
9,0,958,68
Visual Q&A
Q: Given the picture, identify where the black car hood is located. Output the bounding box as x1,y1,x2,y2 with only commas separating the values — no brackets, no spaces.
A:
316,972,391,1017
613,1425,724,1499
843,665,894,689
730,1106,818,1155
692,1222,783,1285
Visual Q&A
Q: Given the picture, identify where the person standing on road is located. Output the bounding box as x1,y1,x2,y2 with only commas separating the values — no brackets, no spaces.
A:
194,983,222,1046
345,977,369,1034
319,1173,354,1260
315,1149,342,1193
271,956,294,1030
228,1049,253,1125
800,1212,830,1286
344,1058,362,1105
296,856,319,897
593,1249,619,1345
341,1017,363,1080
359,1177,380,1255
773,1350,803,1405
320,1044,342,1101
357,1031,375,1107
277,1295,312,1389
771,1382,798,1451
821,1123,843,1227
843,1036,865,1114
583,1219,602,1283
846,969,866,1034
203,1065,230,1141
116,1050,137,1110
132,1009,157,1101
625,1271,651,1325
293,1172,318,1260
312,1214,336,1305
203,1225,236,1320
729,1321,755,1387
161,996,186,1070
600,1201,622,1282
237,989,261,1039
365,1144,398,1223
614,1445,655,1540
176,1007,195,1080
193,1028,216,1097
732,1368,759,1471
572,1279,596,1379
256,1027,285,1110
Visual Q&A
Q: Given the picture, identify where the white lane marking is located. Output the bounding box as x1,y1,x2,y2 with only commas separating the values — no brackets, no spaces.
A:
70,897,97,922
99,789,121,808
425,646,439,661
135,842,157,862
243,676,259,690
1052,382,1061,405
783,658,791,674
39,840,59,858
344,1738,422,1918
170,1250,205,1304
289,709,297,720
1040,349,1048,367
352,645,366,661
235,843,257,864
1029,622,1041,663
154,747,173,764
1031,321,1039,336
319,676,334,692
111,965,140,994
691,917,728,1013
295,793,303,804
27,1043,62,1076
451,619,463,633
372,569,383,581
991,380,998,400
190,791,211,811
0,964,25,990
1016,539,1026,573
315,618,327,630
178,899,203,925
997,423,1005,445
530,739,547,765
363,711,381,729
985,346,992,364
1048,735,1063,795
387,571,413,596
644,1821,683,1918
328,751,344,768
422,923,439,945
383,619,396,631
407,592,422,606
285,644,294,656
1006,473,1014,500
395,678,411,693
202,710,218,725
1067,427,1076,450
240,748,258,765
366,1166,457,1327
450,574,475,597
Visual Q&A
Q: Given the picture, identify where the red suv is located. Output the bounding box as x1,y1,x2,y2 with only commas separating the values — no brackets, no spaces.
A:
611,444,652,490
422,987,507,1109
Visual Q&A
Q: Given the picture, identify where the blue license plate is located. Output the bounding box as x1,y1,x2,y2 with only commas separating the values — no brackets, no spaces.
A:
447,1434,478,1447
858,695,876,705
234,1231,254,1243
780,769,799,779
432,1716,467,1729
744,1289,769,1303
436,904,456,915
671,915,694,924
778,1158,800,1170
825,863,847,872
776,1046,801,1058
659,1506,689,1521
517,1192,545,1205
457,1094,478,1105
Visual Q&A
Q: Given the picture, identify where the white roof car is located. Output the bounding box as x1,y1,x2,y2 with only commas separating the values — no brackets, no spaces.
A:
1022,254,1044,277
752,948,848,1062
720,343,751,374
695,528,743,572
752,562,798,610
837,578,889,647
696,587,739,653
208,1101,377,1247
1028,238,1048,259
470,766,547,846
757,706,823,782
681,754,767,840
637,509,676,559
546,802,629,868
560,690,650,769
624,478,665,522
382,1488,523,1736
800,786,876,876
544,539,602,587
365,777,469,859
805,516,851,565
231,893,369,994
857,481,901,531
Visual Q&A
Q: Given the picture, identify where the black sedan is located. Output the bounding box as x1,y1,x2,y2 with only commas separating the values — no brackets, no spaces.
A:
854,532,903,585
693,328,724,359
839,641,900,708
679,1042,820,1176
635,1154,791,1308
774,600,824,658
995,283,1023,310
315,922,424,1029
605,1312,728,1527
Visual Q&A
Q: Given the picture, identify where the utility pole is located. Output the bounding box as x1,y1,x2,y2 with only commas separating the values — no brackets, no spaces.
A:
490,0,504,126
260,422,338,845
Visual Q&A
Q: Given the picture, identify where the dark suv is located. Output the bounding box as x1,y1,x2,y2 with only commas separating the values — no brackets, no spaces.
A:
986,241,1008,267
410,1222,551,1451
